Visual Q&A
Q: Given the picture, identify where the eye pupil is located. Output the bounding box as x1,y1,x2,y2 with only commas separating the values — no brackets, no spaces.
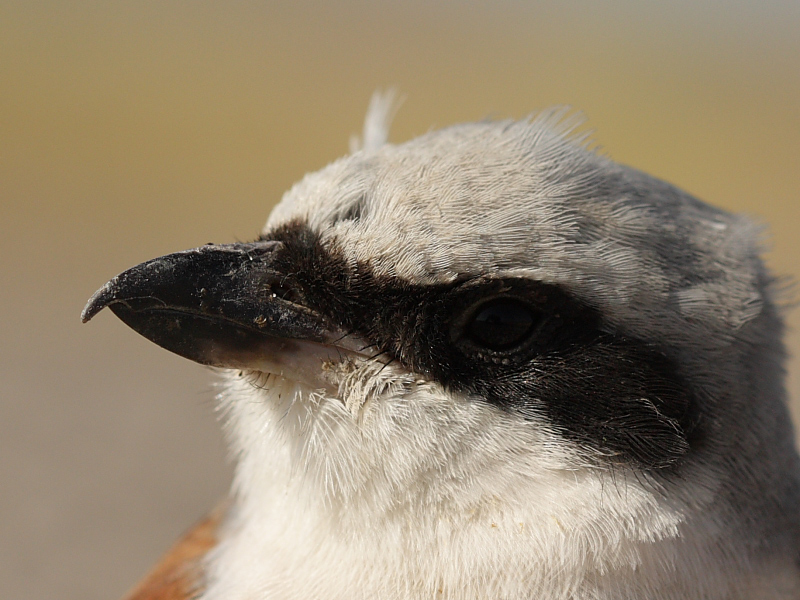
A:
467,300,536,350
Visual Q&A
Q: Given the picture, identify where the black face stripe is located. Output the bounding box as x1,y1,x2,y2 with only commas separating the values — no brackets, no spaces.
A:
260,221,700,470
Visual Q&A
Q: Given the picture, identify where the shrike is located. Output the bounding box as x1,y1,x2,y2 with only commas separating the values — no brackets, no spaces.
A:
83,94,800,599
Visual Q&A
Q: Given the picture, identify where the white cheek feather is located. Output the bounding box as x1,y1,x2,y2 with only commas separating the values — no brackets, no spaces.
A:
197,360,772,600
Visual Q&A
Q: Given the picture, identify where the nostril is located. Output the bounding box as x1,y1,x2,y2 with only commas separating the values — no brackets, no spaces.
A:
268,282,302,305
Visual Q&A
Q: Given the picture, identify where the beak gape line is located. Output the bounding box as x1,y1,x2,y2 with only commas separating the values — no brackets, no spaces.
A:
82,241,363,392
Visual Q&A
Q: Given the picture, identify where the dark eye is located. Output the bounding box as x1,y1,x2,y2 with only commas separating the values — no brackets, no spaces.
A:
466,299,538,351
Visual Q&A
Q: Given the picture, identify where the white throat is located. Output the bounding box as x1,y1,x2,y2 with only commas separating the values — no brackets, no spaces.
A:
196,361,776,600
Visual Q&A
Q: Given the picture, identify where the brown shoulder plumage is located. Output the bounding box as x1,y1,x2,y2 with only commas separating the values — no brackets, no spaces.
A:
121,503,227,600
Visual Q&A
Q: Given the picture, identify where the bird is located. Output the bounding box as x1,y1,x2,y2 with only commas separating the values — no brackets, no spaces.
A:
83,92,800,600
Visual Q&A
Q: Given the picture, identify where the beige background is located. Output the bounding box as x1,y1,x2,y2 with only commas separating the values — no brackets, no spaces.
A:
2,2,799,599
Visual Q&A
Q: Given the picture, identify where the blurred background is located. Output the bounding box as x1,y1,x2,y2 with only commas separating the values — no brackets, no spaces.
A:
2,1,799,598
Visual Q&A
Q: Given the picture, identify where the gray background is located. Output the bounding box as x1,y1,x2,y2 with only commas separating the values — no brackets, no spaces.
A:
2,1,799,599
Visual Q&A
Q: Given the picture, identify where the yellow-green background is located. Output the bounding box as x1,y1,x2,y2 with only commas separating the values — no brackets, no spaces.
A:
2,2,799,599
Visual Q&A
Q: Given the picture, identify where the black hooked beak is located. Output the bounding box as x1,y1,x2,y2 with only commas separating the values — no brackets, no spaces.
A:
82,241,357,389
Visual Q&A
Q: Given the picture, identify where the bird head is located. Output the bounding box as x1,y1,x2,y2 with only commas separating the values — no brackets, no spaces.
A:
83,95,800,599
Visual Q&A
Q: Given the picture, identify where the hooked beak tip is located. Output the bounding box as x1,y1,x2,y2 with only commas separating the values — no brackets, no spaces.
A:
81,281,115,323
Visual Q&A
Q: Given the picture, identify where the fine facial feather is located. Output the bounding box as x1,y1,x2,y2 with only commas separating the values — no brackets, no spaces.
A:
199,98,800,598
85,94,800,599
